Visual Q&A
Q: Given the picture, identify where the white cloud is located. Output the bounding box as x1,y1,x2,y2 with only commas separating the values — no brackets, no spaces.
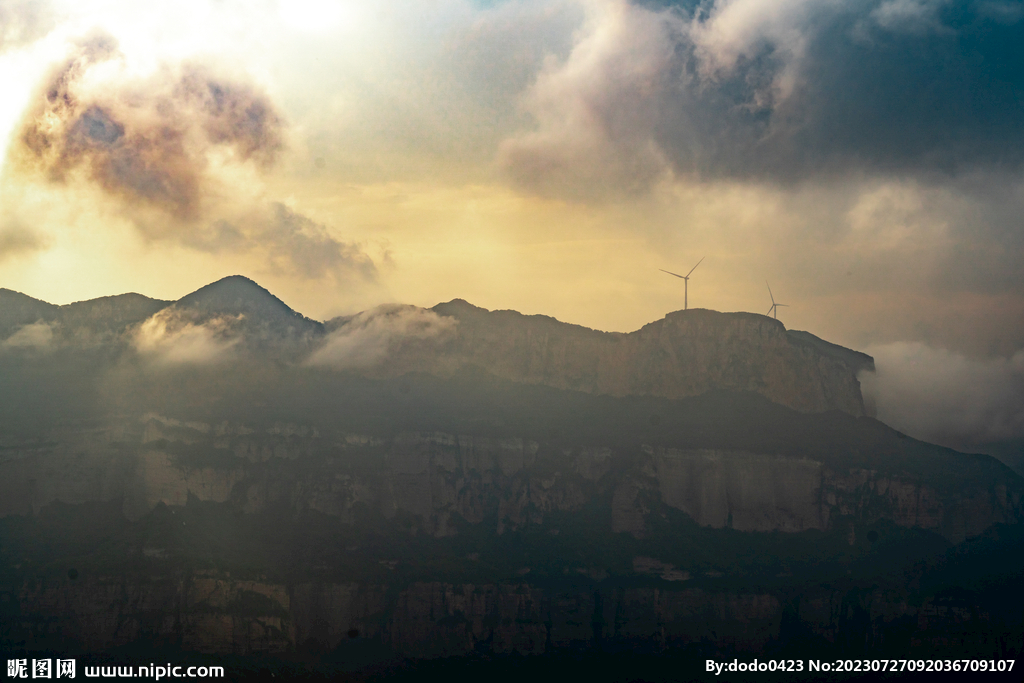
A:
2,321,54,350
306,304,456,370
497,0,679,198
688,0,820,103
870,0,953,35
132,308,242,365
861,342,1024,447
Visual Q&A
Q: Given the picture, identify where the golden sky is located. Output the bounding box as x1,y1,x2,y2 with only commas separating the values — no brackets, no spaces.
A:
3,0,1024,361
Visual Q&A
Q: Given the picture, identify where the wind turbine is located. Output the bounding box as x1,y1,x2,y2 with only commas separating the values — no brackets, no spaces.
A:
660,257,704,310
766,281,788,319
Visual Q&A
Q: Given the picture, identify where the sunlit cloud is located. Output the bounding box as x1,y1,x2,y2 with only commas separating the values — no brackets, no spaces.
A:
306,304,456,370
132,307,242,365
277,0,361,34
2,320,54,350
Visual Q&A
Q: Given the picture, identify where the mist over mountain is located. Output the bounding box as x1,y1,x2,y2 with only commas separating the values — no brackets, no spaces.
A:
0,276,1021,678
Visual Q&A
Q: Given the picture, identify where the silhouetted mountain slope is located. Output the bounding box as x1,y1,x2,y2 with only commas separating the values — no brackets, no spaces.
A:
57,293,172,340
1,279,871,414
0,288,59,336
175,275,323,335
423,302,869,415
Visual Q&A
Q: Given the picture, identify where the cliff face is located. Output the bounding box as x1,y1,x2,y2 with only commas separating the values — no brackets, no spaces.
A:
352,303,871,416
0,405,1020,663
7,574,1016,659
2,420,1018,544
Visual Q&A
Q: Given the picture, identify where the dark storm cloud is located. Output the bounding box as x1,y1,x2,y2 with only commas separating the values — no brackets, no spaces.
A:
17,36,283,220
0,0,54,52
501,0,1024,196
696,0,1024,181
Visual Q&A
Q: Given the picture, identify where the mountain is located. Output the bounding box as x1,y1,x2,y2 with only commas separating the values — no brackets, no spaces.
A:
0,288,170,345
4,278,870,414
57,293,172,342
0,288,59,337
0,277,1021,675
427,301,871,415
174,275,323,335
321,300,872,416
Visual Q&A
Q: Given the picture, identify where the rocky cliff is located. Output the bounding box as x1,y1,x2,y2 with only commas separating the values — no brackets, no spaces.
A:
331,301,873,416
1,416,1018,543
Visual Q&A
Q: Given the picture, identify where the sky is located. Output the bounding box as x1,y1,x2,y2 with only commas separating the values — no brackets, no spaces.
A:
2,0,1024,457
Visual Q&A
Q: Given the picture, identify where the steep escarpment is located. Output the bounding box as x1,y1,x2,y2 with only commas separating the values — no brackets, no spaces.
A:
1,392,1021,661
347,302,871,416
2,411,1019,543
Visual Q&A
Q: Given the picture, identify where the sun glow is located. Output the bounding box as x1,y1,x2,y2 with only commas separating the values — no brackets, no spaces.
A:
278,0,356,33
0,38,63,173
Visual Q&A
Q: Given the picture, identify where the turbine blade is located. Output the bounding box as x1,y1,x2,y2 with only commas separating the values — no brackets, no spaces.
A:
767,305,774,315
777,304,789,307
659,269,686,279
766,281,775,305
686,256,705,278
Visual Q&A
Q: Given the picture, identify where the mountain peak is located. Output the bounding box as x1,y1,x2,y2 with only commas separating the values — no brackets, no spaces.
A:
178,276,289,314
175,275,323,335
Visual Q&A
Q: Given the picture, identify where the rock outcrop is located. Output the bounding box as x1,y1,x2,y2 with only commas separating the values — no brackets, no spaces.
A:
334,302,873,416
1,421,1018,544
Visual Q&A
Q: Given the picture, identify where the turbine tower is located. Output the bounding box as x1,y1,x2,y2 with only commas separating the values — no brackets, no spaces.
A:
660,257,705,310
766,281,788,319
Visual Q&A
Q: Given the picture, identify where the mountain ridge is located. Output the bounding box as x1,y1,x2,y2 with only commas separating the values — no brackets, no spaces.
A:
1,276,873,415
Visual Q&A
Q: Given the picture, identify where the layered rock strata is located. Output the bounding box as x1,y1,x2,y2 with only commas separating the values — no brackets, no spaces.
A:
1,421,1017,543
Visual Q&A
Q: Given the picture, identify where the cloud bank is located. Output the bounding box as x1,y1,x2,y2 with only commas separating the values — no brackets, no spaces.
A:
0,0,54,53
861,342,1024,450
498,2,680,199
192,203,377,281
500,0,1024,197
18,34,282,220
307,305,456,370
132,308,243,366
2,321,54,351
